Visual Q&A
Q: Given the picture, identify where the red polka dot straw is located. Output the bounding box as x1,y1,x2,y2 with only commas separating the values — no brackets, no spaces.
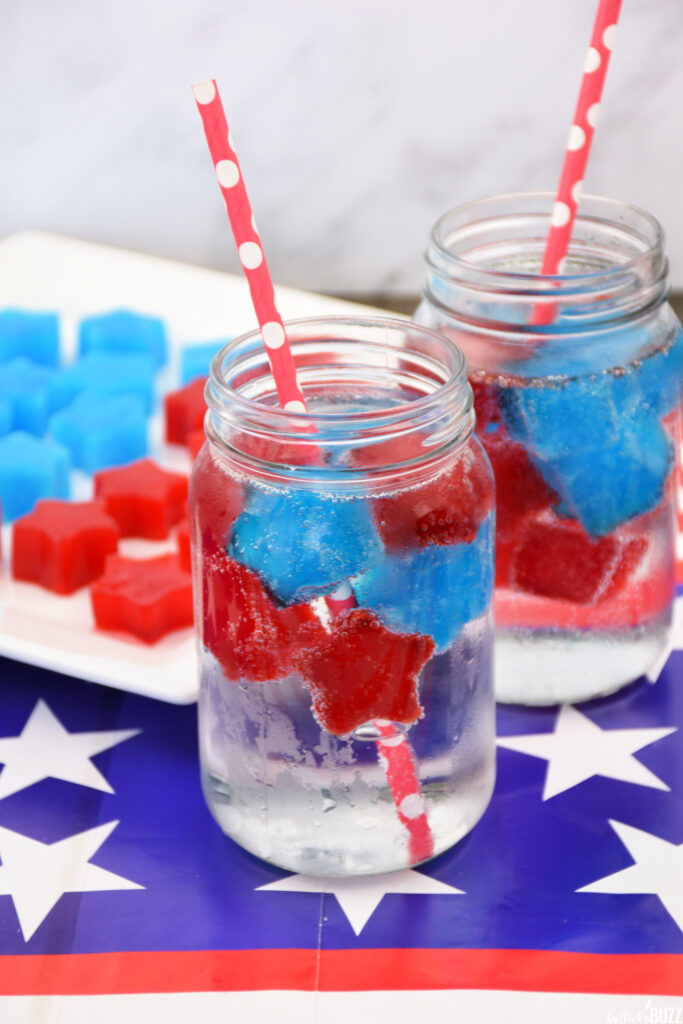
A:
192,79,306,411
541,0,622,277
192,79,434,861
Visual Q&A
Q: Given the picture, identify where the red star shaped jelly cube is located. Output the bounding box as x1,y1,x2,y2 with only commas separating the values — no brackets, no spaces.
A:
90,552,193,642
481,430,558,541
188,443,244,547
296,608,434,736
471,378,503,432
186,428,205,460
375,446,493,550
12,499,119,594
165,376,207,445
201,536,323,683
509,510,649,605
93,458,188,539
176,518,191,572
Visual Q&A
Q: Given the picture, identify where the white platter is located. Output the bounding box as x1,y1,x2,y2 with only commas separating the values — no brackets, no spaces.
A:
0,232,387,704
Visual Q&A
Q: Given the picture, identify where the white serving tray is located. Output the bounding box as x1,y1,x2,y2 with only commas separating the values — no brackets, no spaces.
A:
0,232,387,704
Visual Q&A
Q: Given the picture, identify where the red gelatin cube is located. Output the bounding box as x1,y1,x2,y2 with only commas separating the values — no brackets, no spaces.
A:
93,458,188,539
186,428,205,460
90,552,193,642
372,447,494,550
12,499,119,594
165,377,207,445
176,518,191,572
346,431,425,471
202,539,322,683
471,379,503,432
296,608,434,736
188,443,244,547
510,511,649,605
481,430,558,539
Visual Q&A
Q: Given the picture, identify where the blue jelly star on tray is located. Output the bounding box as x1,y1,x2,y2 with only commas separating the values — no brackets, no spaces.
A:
352,518,494,652
230,487,381,604
180,341,230,385
48,392,148,473
49,353,157,414
0,431,70,521
0,309,60,367
0,358,57,435
499,353,675,537
78,310,168,369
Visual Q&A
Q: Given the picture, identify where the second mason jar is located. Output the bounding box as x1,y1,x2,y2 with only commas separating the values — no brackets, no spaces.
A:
415,192,681,705
188,316,496,876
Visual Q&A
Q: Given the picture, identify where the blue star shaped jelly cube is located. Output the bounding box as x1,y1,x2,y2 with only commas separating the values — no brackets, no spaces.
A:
180,341,231,385
0,399,12,438
352,517,494,652
48,353,157,414
48,392,148,473
230,487,381,604
0,431,70,521
78,310,167,369
0,309,60,367
637,325,683,414
499,345,676,536
0,358,57,435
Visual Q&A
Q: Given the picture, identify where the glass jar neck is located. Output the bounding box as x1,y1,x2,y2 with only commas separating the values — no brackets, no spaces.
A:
423,192,669,334
205,316,474,492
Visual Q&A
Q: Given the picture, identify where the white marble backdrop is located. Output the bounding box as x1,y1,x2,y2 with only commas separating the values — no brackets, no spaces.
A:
1,0,682,294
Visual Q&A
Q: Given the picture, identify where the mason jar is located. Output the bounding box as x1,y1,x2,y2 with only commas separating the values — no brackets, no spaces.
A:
415,192,681,705
188,316,496,875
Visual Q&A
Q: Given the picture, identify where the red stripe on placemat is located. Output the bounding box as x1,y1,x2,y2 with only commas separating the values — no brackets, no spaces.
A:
1,949,681,997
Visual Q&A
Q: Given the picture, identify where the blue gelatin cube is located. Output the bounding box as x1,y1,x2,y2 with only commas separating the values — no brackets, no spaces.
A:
0,431,70,521
638,325,683,414
230,487,381,604
0,309,60,367
48,353,156,414
0,358,56,435
352,518,494,652
500,361,675,536
78,310,168,369
0,400,11,437
48,392,148,473
180,341,230,385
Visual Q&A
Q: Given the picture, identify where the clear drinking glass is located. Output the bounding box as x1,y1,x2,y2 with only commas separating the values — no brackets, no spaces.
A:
188,316,496,875
414,192,682,705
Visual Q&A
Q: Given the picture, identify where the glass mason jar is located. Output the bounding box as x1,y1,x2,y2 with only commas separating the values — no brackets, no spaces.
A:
415,192,682,705
188,316,496,876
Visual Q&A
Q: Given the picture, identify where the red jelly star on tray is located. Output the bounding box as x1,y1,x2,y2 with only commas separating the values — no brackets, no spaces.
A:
93,458,188,539
202,536,323,683
296,608,434,737
509,509,648,605
165,376,207,445
90,552,193,643
12,499,119,594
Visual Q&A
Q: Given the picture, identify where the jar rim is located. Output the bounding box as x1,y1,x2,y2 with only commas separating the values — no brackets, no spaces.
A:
429,191,665,288
204,315,475,484
207,314,469,433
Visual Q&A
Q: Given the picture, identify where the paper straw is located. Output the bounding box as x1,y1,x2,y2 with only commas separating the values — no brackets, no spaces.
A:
192,80,306,412
193,79,434,863
533,0,622,324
